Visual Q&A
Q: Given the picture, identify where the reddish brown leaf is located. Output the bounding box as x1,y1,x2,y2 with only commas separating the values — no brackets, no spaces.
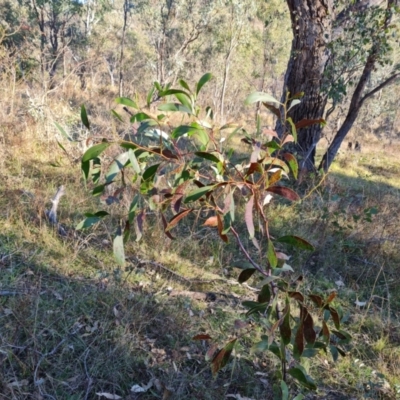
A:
303,307,316,345
295,118,325,130
326,292,337,304
152,147,179,160
246,162,263,176
241,137,254,146
294,320,304,359
329,307,340,329
205,343,219,361
268,169,282,186
245,195,255,238
193,334,212,340
322,320,330,343
211,339,237,377
203,216,218,227
309,294,323,308
279,303,291,345
217,214,228,243
266,186,300,201
171,196,183,214
161,213,175,240
289,291,304,302
262,102,281,119
165,208,193,231
135,211,146,241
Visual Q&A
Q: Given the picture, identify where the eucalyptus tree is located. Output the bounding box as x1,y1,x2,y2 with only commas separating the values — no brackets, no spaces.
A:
133,0,219,87
24,0,83,87
279,0,400,172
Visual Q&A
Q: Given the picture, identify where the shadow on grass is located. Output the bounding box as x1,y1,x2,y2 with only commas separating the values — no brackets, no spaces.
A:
0,234,271,400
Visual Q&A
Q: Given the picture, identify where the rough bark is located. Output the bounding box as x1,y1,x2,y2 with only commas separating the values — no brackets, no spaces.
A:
280,0,333,170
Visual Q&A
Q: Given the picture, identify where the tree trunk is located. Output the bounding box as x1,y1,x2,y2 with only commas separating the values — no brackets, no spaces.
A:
281,0,333,170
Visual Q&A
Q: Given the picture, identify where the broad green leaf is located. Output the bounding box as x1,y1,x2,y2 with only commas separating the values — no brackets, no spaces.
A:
179,79,191,92
113,225,125,267
105,152,130,183
142,163,160,181
245,91,281,105
184,185,215,203
130,112,152,123
242,301,268,316
196,73,213,96
128,149,141,173
258,284,272,303
76,215,106,230
281,381,289,400
175,92,193,111
288,367,317,390
81,160,90,181
231,262,258,270
195,129,210,147
92,184,106,196
238,268,256,283
288,99,301,111
283,153,298,179
158,103,193,114
160,89,190,97
267,239,278,268
171,125,199,139
302,348,320,357
286,117,297,142
54,122,73,141
115,97,138,109
81,105,90,130
277,235,314,250
330,344,339,362
82,142,110,163
194,151,220,163
128,194,139,224
146,85,155,107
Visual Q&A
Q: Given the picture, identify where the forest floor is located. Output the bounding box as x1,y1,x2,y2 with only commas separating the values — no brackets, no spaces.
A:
1,126,400,400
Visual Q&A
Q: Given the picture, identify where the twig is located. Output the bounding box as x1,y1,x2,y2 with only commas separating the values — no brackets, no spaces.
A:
83,348,93,400
0,290,21,296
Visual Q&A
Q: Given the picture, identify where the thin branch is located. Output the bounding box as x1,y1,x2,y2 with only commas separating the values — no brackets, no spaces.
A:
360,72,400,105
230,227,268,278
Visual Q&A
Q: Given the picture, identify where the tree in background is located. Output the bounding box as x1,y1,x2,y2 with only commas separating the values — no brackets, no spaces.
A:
281,0,399,172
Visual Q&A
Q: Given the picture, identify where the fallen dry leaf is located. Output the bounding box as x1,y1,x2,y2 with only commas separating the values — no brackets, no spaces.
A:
96,393,122,399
